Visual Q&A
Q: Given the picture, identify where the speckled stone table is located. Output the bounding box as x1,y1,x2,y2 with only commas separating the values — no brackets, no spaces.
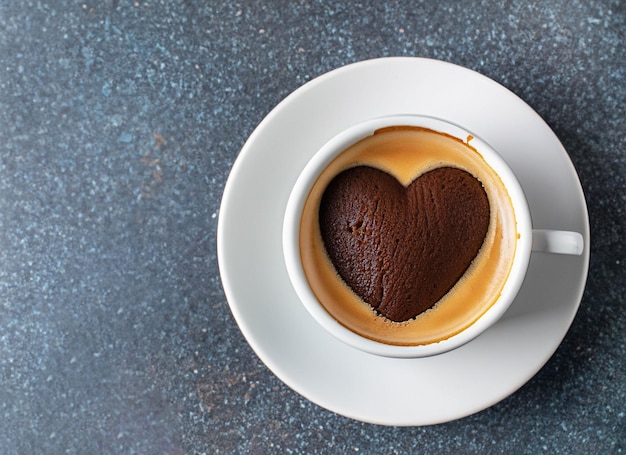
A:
0,1,624,453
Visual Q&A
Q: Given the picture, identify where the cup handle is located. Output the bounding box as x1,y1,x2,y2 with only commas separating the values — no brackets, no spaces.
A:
532,229,584,255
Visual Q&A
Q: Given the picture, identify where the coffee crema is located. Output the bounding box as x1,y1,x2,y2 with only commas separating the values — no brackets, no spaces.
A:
299,126,518,346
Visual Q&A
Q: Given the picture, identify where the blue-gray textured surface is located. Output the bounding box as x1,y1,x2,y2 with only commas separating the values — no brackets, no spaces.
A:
0,1,624,453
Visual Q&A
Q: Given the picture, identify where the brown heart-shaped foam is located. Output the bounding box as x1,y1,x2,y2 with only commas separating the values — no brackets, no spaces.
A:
319,166,490,322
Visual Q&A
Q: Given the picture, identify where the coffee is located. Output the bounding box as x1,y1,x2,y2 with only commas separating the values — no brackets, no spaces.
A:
299,126,517,346
319,165,491,322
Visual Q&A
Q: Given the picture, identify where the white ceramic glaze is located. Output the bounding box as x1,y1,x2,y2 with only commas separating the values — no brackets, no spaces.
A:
217,57,589,425
282,114,535,358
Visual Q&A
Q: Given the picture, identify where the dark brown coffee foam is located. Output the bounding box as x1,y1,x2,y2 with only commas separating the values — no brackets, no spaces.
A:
319,166,490,322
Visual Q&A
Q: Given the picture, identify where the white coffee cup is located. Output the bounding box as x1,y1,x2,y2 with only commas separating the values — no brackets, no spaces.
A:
283,115,583,358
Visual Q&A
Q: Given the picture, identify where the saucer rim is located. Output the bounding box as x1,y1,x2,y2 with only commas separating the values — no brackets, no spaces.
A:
217,57,590,426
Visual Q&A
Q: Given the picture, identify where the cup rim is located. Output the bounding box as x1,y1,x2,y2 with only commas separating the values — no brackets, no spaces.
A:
283,114,532,358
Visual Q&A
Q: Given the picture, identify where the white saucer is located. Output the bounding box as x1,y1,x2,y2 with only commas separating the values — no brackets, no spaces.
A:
217,57,590,426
